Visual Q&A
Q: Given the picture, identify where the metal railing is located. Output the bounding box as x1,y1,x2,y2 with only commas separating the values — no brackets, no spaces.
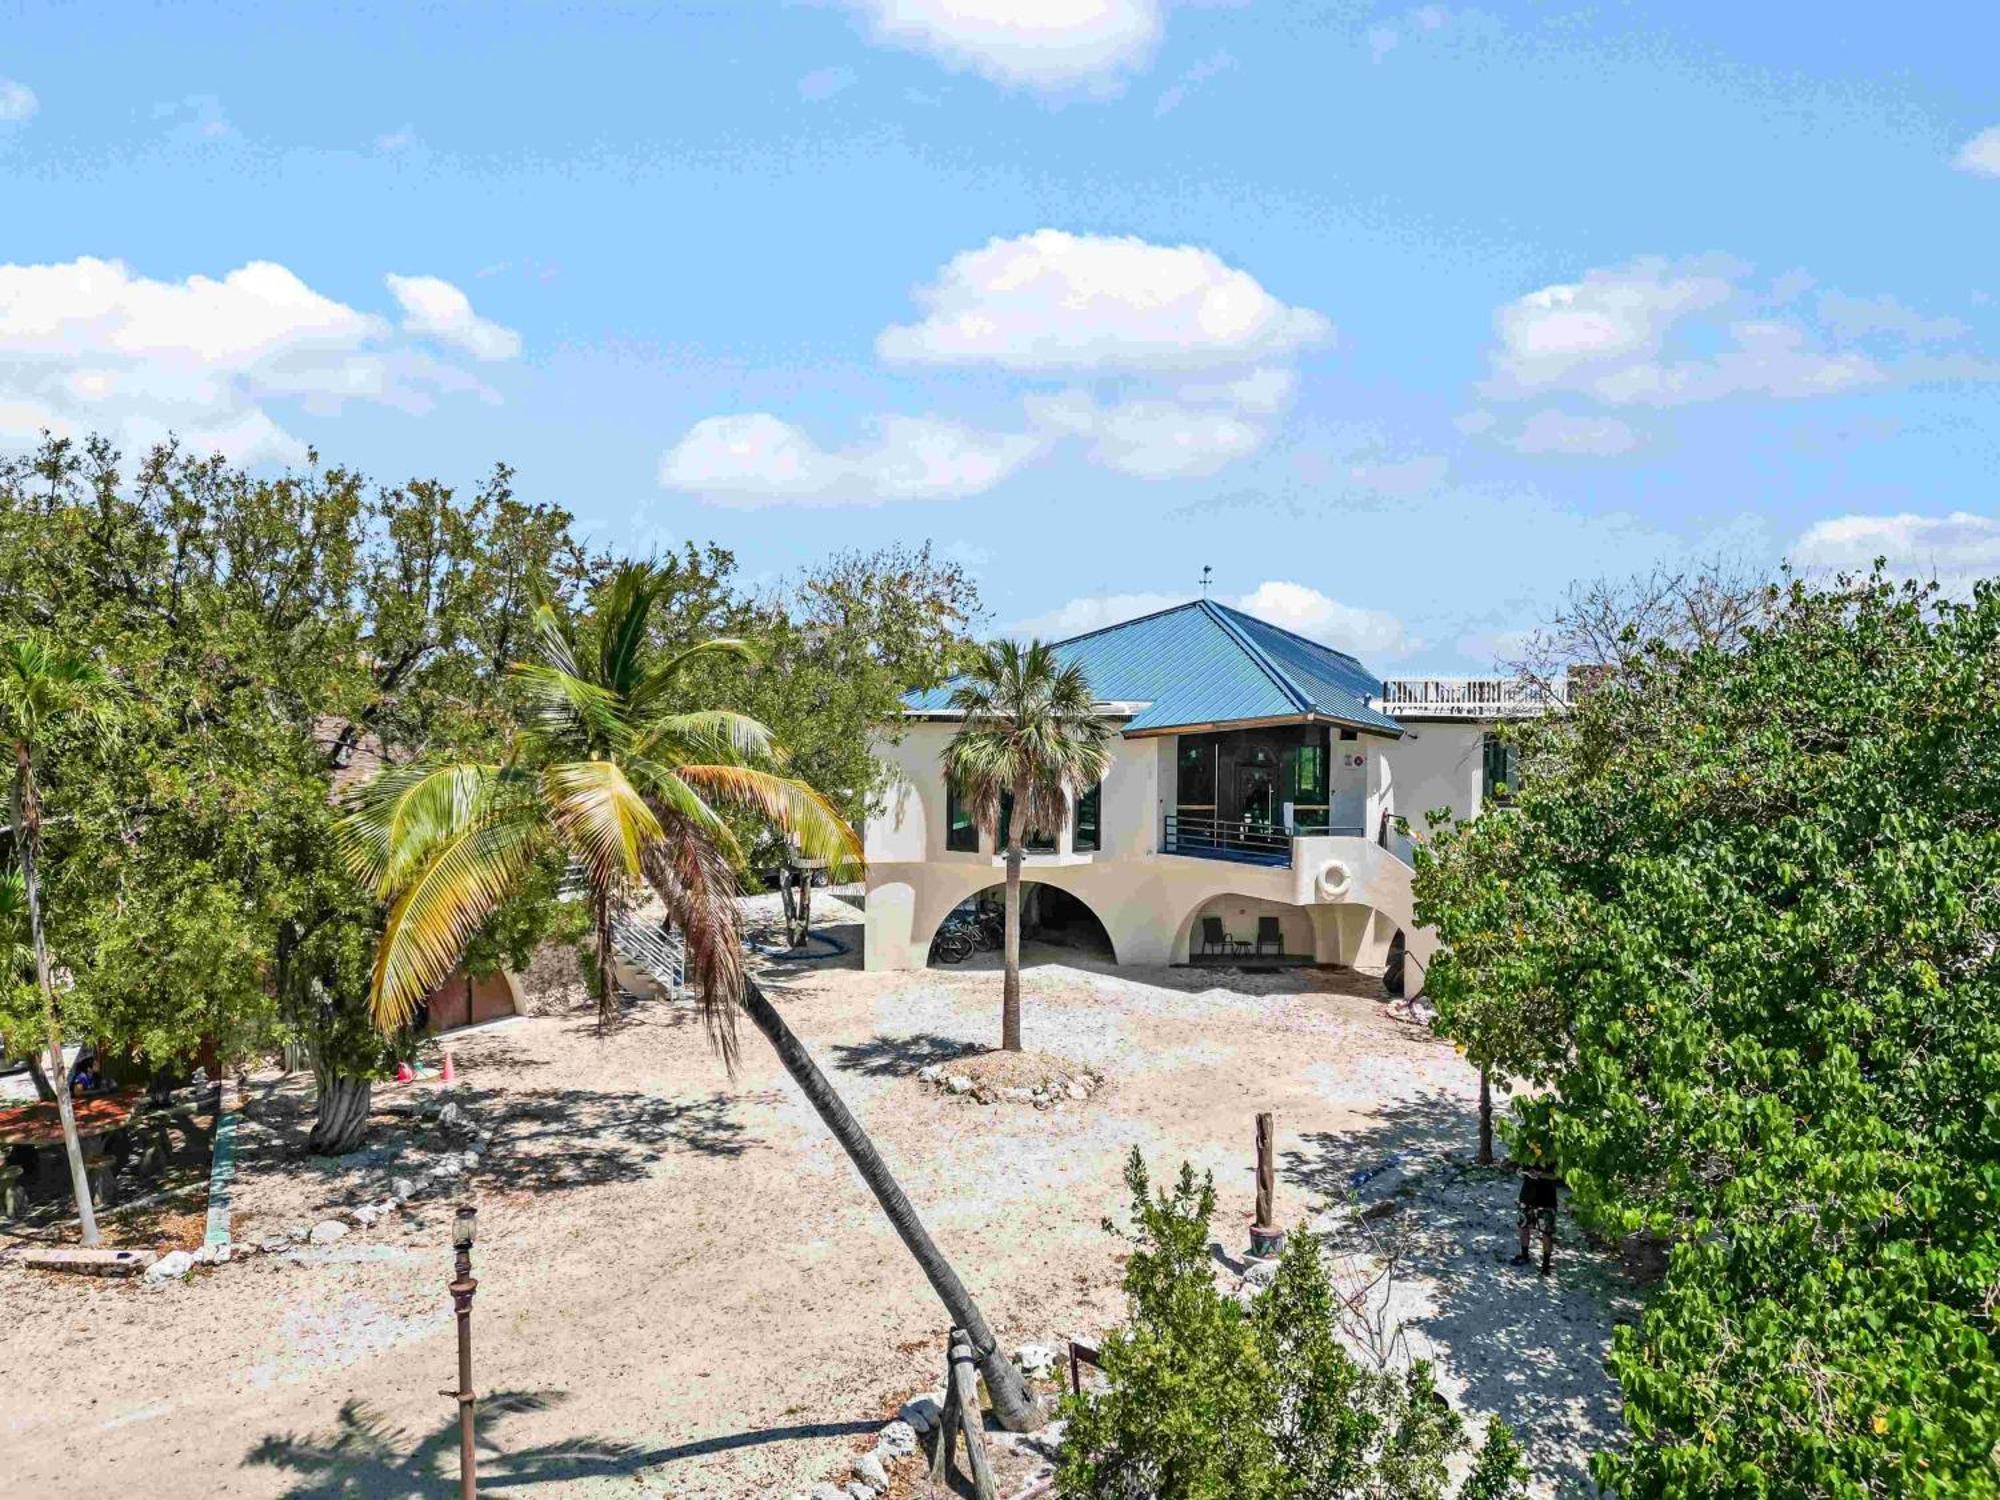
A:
609,914,685,991
1374,677,1567,719
1162,813,1292,867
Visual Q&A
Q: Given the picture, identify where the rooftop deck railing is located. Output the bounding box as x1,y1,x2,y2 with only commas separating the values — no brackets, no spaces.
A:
1374,676,1567,719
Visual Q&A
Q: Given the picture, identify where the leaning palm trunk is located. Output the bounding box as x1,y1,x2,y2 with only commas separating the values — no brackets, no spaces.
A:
741,976,1040,1432
13,755,99,1246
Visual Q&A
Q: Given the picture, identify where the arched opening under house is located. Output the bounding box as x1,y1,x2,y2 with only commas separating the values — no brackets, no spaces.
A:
925,880,1117,967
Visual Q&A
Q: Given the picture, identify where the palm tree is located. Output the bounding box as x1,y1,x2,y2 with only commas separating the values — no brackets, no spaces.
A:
942,641,1112,1053
339,563,1043,1432
1,636,113,1247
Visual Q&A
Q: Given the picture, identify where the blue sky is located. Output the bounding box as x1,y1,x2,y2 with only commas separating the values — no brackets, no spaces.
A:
3,1,1996,669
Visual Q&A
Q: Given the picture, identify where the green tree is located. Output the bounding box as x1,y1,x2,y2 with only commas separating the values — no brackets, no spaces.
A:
941,641,1112,1052
0,435,595,1154
339,564,1045,1432
1059,1150,1520,1499
1,634,115,1246
1417,571,2000,1493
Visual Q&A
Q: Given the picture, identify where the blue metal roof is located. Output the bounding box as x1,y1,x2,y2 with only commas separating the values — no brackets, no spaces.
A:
903,598,1404,737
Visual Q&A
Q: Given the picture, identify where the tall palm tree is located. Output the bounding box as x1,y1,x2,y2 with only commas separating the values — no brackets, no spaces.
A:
942,640,1112,1053
339,563,1043,1432
1,636,113,1247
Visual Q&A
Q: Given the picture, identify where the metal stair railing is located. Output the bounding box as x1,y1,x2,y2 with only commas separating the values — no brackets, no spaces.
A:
608,912,686,991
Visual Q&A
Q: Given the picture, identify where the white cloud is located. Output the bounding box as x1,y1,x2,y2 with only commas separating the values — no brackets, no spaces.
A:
0,78,36,122
799,65,858,102
1790,511,2000,592
1011,591,1185,640
1953,126,2000,179
1025,389,1265,478
658,412,1040,507
384,273,521,360
665,230,1327,503
845,0,1162,90
1506,409,1640,456
1233,579,1416,658
1486,257,1740,398
878,230,1331,373
1011,582,1415,659
1476,256,2000,457
0,256,506,466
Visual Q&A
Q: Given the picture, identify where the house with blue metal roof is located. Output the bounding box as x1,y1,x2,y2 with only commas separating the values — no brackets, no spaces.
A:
865,596,1553,981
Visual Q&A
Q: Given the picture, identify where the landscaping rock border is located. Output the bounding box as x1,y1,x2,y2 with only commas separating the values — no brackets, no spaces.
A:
915,1062,1103,1110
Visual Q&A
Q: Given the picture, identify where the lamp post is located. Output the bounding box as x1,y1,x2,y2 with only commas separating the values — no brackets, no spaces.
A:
449,1204,478,1500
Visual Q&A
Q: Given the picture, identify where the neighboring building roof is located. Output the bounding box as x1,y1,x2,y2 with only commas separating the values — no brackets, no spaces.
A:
903,597,1404,737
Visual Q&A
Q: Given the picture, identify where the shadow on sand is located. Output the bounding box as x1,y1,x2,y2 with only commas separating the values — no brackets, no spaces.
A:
1280,1087,1635,1497
245,1390,880,1496
829,1032,980,1079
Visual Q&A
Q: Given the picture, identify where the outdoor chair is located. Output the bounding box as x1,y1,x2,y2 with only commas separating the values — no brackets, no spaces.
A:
1198,915,1228,957
1254,916,1283,957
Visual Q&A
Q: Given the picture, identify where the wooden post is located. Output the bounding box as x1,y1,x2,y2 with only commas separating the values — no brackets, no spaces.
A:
1250,1111,1283,1258
930,1327,999,1500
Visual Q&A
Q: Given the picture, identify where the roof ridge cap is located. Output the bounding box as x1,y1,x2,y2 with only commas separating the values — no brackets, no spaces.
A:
1199,598,1312,714
1039,596,1201,650
1212,598,1369,670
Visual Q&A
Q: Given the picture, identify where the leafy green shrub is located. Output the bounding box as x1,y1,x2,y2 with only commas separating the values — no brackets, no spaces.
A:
1418,573,2000,1493
1057,1150,1529,1500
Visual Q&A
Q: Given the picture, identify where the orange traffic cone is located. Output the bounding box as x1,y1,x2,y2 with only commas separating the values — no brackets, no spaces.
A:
441,1050,458,1086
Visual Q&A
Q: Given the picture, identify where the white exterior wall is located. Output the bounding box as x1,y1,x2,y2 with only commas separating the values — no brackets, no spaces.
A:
1376,721,1489,831
863,721,1436,982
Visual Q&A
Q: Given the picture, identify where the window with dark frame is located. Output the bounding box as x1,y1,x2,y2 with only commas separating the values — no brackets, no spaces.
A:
1075,782,1101,852
944,781,980,852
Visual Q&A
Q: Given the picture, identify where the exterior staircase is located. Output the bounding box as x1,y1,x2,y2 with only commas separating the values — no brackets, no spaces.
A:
560,862,687,995
609,912,686,995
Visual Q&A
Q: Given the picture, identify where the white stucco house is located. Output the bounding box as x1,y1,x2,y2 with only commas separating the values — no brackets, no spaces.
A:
862,598,1559,991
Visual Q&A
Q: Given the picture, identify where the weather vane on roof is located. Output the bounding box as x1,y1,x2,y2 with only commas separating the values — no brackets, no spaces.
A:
1200,565,1213,597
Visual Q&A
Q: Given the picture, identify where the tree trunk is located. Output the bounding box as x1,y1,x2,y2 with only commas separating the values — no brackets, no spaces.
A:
797,871,812,949
14,746,99,1246
465,970,475,1031
594,885,617,1035
1477,1066,1494,1166
1001,836,1023,1053
741,976,1041,1433
309,1072,372,1155
24,1048,55,1103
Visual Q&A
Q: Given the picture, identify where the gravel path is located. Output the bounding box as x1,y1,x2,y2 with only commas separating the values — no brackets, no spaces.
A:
0,896,1632,1497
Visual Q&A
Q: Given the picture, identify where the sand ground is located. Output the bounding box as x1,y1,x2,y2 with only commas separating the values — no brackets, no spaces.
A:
0,895,1633,1497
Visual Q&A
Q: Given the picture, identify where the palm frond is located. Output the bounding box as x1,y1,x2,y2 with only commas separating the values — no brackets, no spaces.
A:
371,809,542,1029
542,758,663,890
528,600,586,684
511,661,629,749
632,709,780,766
627,759,746,865
337,761,501,897
595,562,661,699
628,638,757,715
674,764,863,878
640,807,746,1069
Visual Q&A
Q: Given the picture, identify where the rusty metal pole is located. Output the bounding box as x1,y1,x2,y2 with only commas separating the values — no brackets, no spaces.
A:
1250,1111,1284,1258
449,1204,479,1500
